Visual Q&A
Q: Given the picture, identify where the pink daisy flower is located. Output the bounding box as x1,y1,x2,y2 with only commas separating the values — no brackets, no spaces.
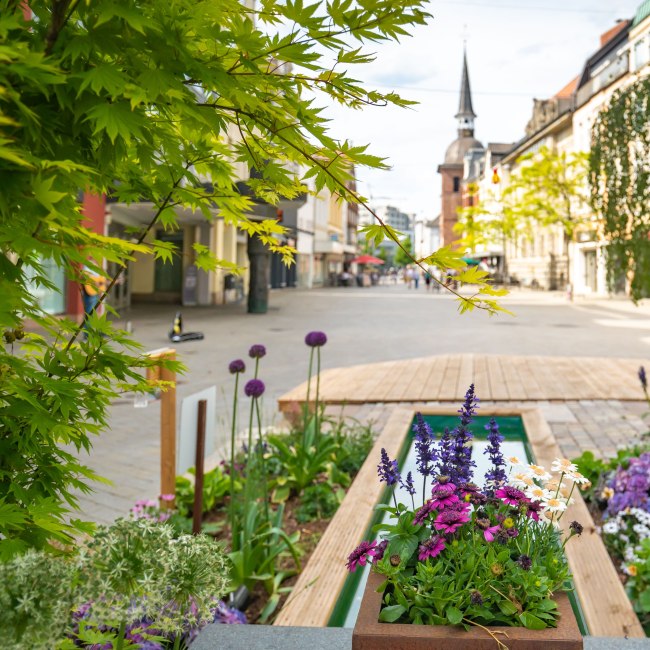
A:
418,535,446,561
495,485,526,506
346,540,380,572
433,508,470,534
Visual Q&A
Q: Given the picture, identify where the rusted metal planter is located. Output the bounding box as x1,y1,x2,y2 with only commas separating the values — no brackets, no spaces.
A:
352,571,584,650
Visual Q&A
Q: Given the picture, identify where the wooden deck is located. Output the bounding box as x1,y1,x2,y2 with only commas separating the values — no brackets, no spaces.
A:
279,354,646,414
275,405,645,637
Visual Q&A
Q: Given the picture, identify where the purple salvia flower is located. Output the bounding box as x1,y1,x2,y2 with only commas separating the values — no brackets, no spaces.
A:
400,471,416,497
244,378,265,398
413,413,436,477
377,448,400,486
229,359,246,374
447,384,479,485
248,344,266,359
213,601,247,624
483,418,507,492
436,427,454,477
640,366,648,391
305,331,327,347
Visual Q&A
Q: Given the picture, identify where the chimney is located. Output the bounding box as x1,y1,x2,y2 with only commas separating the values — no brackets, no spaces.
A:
600,19,629,48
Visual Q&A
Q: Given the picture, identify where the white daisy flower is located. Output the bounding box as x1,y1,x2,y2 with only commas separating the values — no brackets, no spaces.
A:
507,456,523,466
527,485,552,501
511,472,535,488
543,497,567,513
526,464,552,481
551,458,578,474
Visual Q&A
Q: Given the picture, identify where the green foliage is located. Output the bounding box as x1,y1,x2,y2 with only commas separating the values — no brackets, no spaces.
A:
623,537,650,633
0,518,230,648
591,77,650,301
268,428,339,501
295,483,344,523
394,236,414,267
0,0,433,557
175,465,239,518
501,146,590,287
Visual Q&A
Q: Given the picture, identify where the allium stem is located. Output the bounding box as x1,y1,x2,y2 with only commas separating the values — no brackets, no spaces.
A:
315,346,322,446
229,373,240,550
304,347,314,446
254,357,260,379
255,398,270,527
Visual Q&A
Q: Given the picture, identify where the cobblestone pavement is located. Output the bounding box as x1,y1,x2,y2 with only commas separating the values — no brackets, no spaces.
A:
75,286,650,524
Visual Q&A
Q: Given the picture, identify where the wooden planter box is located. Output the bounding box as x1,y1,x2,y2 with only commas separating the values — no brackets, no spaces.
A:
352,571,584,650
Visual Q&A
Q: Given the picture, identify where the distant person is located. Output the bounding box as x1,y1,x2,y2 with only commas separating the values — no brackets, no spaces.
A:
81,264,106,338
424,267,432,291
413,268,420,289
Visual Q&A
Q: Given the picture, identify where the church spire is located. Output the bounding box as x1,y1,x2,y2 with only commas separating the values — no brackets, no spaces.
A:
455,49,476,136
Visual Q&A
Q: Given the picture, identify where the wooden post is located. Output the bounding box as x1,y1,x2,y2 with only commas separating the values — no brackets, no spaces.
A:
192,399,207,535
147,348,177,509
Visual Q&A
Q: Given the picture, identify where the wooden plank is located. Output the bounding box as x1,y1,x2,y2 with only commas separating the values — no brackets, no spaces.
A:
274,406,414,627
382,358,428,402
437,354,462,401
521,408,644,638
455,353,475,399
395,357,438,402
417,354,450,401
472,354,491,400
486,355,510,400
155,349,177,507
516,356,546,400
501,355,529,401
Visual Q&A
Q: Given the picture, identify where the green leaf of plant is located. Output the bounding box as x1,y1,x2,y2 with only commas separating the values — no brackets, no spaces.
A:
519,612,548,630
446,606,463,625
378,604,406,623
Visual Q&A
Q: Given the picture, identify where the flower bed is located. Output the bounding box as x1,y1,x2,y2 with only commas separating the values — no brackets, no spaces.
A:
346,387,585,641
136,333,377,626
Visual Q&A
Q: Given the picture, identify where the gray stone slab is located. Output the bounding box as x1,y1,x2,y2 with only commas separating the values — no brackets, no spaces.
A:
191,625,354,650
535,403,577,424
190,626,650,650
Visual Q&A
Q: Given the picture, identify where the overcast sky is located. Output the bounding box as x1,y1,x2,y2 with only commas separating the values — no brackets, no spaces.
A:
322,0,642,219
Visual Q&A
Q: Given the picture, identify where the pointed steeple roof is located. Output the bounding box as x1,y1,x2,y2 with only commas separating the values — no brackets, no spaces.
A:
455,50,476,120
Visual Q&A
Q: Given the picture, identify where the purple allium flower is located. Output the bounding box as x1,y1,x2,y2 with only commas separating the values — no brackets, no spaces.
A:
244,378,265,398
248,344,266,359
448,384,479,485
346,540,380,571
213,601,247,624
377,448,400,486
431,488,460,510
305,331,327,347
569,520,584,536
517,554,532,571
433,508,470,534
400,471,416,497
525,500,542,520
418,535,446,561
483,418,507,491
413,413,436,477
495,485,526,506
229,359,246,374
413,500,436,525
640,366,648,391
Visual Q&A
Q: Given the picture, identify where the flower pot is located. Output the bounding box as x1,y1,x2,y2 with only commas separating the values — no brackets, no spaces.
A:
352,571,583,650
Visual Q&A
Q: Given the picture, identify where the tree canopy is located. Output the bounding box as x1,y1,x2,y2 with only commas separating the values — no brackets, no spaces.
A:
591,77,650,302
0,0,433,558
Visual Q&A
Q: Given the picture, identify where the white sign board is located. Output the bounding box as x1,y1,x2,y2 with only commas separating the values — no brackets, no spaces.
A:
177,386,217,475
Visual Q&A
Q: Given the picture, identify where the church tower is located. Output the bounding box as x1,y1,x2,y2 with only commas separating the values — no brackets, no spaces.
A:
437,50,484,247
